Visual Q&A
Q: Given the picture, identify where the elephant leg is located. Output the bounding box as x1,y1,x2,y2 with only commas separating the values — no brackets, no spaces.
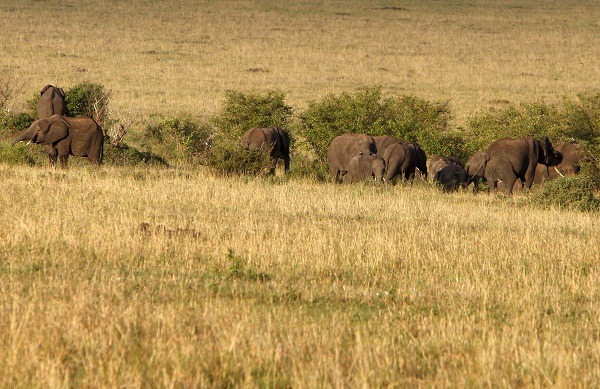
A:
329,164,339,182
56,142,70,169
502,175,518,195
59,155,69,169
44,145,58,167
523,174,535,190
283,153,290,173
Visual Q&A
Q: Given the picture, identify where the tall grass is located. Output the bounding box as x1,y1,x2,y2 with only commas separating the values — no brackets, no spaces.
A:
1,0,599,386
0,165,598,386
1,0,599,125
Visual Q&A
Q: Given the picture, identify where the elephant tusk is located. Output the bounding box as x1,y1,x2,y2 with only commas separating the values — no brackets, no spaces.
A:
554,166,565,178
25,140,31,145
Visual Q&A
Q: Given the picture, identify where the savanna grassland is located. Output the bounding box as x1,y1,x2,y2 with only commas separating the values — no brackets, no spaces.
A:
1,0,600,387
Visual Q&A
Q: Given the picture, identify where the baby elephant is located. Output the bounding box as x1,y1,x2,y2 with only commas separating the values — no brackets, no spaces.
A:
433,163,469,191
343,154,386,183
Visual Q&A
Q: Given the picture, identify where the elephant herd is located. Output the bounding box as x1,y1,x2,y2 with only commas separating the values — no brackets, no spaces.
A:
12,85,104,168
13,86,584,195
323,133,582,195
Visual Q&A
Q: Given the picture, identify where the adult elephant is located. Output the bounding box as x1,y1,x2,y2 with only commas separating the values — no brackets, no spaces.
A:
37,85,66,119
241,127,290,173
465,150,488,191
484,137,562,195
382,142,416,182
13,114,104,168
343,154,386,183
327,133,376,182
534,141,584,183
373,135,426,181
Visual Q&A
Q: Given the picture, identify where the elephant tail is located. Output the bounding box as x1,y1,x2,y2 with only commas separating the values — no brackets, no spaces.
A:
99,136,105,164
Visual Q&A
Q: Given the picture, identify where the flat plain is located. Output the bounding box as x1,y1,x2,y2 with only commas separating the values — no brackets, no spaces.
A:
1,0,599,387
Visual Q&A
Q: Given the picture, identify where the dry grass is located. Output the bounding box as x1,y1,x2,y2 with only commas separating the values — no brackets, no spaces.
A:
1,0,599,125
0,165,598,386
2,0,600,386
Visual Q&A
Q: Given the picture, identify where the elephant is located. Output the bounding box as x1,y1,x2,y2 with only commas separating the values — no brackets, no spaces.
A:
433,163,469,191
373,135,426,181
427,155,464,179
13,114,104,168
241,127,291,173
533,141,584,184
382,142,417,182
484,137,562,195
465,150,488,191
343,154,386,183
37,85,66,119
327,133,377,182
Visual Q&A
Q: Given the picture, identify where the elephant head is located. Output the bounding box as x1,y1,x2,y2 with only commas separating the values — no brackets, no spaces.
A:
369,155,386,181
13,115,69,146
540,136,562,166
434,163,469,191
414,145,428,179
344,154,386,183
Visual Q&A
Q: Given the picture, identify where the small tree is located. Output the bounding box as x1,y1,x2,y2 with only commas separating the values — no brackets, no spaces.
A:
212,90,293,139
65,81,111,126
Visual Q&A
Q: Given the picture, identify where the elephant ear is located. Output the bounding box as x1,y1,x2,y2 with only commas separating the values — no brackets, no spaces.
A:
42,117,69,145
40,85,51,95
56,87,65,98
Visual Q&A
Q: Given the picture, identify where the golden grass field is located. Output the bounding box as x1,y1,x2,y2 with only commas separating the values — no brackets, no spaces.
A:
2,0,600,124
1,0,600,387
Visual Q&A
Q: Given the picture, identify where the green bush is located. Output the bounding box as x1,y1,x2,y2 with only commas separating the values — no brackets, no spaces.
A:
297,86,453,160
103,143,168,167
465,102,565,155
206,135,274,176
0,111,35,138
212,90,293,140
144,116,213,165
531,176,600,212
0,143,36,166
465,95,600,156
65,81,110,124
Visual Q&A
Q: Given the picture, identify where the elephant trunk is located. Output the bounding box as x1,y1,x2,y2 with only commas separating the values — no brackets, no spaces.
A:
12,128,35,146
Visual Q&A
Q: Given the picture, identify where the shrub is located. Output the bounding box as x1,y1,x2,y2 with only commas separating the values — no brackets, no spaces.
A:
65,81,111,125
0,143,36,166
212,90,293,140
145,116,213,165
297,86,453,160
0,111,35,138
0,74,21,112
531,176,600,212
206,134,274,176
465,102,565,155
465,95,600,156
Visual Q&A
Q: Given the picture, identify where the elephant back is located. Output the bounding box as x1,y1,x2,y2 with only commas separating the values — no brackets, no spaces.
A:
37,85,66,119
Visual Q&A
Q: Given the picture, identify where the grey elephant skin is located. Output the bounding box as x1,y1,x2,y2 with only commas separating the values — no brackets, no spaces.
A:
373,135,427,181
428,155,469,191
241,127,291,173
343,154,386,183
484,137,562,195
534,141,584,183
427,155,463,176
37,85,66,119
327,133,376,182
13,114,104,168
465,150,488,191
